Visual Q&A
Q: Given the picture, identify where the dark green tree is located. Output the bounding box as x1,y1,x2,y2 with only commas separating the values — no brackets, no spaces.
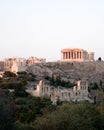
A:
3,71,16,77
98,57,102,61
0,97,14,130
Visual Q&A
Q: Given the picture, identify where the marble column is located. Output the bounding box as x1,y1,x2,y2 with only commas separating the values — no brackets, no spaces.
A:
69,52,70,59
66,52,67,59
64,52,66,59
64,52,65,59
72,51,73,59
80,51,81,59
81,51,83,60
66,52,68,59
73,52,75,59
70,51,71,59
62,52,65,59
74,52,76,59
67,52,69,59
75,51,77,59
77,52,79,59
65,52,67,59
62,52,64,59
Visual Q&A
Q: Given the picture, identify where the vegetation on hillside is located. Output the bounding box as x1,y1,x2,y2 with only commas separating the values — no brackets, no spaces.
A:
45,76,76,88
0,71,104,130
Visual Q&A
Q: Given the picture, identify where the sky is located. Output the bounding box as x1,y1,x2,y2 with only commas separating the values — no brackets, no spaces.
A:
0,0,104,61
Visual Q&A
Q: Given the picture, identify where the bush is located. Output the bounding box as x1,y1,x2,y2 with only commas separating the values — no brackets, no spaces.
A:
14,121,35,130
0,97,14,130
3,71,16,77
34,102,103,130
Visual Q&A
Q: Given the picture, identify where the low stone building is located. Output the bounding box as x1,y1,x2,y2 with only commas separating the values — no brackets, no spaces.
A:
26,79,91,104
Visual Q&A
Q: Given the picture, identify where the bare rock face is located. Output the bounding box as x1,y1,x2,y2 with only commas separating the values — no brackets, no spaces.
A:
27,61,104,83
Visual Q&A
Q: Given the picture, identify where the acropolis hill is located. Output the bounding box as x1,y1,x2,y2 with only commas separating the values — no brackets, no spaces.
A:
0,48,104,84
27,60,104,83
26,48,104,83
0,48,104,103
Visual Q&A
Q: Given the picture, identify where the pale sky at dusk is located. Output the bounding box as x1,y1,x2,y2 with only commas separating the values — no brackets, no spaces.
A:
0,0,104,61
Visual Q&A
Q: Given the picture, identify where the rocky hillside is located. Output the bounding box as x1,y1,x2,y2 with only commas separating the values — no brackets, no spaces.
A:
27,61,104,84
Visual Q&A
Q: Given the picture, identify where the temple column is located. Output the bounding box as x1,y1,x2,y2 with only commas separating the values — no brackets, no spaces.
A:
78,51,79,59
69,52,70,59
64,52,66,59
74,52,76,59
66,52,68,59
80,51,81,59
66,52,67,59
65,52,67,59
71,51,72,59
73,52,75,59
64,52,65,59
79,51,81,59
62,53,63,60
70,51,72,59
62,52,65,59
63,52,65,59
67,52,68,59
81,51,83,60
78,51,80,59
70,52,71,59
75,51,77,59
72,51,73,59
77,51,79,59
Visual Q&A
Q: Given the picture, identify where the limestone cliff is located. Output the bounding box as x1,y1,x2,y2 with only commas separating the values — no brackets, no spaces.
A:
27,61,104,83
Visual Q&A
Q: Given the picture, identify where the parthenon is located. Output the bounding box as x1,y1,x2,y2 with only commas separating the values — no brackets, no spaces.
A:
61,48,94,62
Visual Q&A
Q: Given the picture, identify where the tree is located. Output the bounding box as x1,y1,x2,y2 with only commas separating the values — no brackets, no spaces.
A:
3,71,16,78
14,82,28,97
34,102,103,130
0,97,14,130
98,57,102,61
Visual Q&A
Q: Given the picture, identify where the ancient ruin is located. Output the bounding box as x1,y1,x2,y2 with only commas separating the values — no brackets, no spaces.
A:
26,79,91,104
61,48,94,62
27,57,46,66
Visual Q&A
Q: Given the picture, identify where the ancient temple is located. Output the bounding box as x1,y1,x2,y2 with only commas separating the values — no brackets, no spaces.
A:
61,48,94,62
